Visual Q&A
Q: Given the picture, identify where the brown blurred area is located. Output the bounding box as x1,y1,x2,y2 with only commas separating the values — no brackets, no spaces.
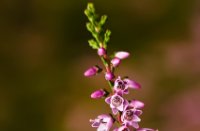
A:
0,0,200,131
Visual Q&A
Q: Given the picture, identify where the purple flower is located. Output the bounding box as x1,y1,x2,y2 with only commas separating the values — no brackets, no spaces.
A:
115,51,130,59
121,100,144,129
113,125,130,131
91,89,106,99
114,77,141,95
90,114,113,131
111,57,121,67
121,109,141,129
98,47,106,56
105,94,128,115
84,66,101,77
123,78,141,90
137,128,158,131
105,72,115,80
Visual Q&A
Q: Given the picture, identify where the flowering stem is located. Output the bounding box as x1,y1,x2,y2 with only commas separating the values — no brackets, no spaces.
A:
84,3,157,131
84,3,114,89
100,56,114,88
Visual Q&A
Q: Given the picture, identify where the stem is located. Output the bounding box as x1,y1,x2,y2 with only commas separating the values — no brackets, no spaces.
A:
100,55,114,89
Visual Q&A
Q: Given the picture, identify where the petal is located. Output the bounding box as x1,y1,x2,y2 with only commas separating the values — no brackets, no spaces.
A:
111,57,121,67
115,51,130,59
106,117,113,130
98,114,108,119
84,66,99,77
135,110,143,116
131,122,139,129
118,126,130,131
130,100,145,109
124,79,141,89
97,123,107,131
137,128,157,131
123,100,129,110
91,89,105,99
132,115,141,122
105,97,111,104
117,104,124,111
123,89,129,94
112,108,118,115
97,47,106,56
105,72,115,80
92,122,100,127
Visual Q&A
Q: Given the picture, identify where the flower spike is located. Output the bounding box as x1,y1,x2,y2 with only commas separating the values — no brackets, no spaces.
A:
84,3,157,131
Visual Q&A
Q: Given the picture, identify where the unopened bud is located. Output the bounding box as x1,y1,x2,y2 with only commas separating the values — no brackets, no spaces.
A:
97,47,106,56
91,89,106,99
115,51,130,59
111,57,121,67
105,72,115,80
84,66,102,77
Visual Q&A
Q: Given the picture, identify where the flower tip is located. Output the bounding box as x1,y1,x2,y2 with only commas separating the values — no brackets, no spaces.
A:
105,72,115,80
124,79,141,89
84,66,101,77
91,89,105,99
97,47,106,56
111,57,121,67
115,51,130,59
131,100,145,109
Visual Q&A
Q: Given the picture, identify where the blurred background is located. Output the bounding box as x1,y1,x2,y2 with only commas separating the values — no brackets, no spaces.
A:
0,0,200,131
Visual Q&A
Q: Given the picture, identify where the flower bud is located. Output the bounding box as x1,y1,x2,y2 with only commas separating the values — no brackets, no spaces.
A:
105,72,115,80
111,57,121,67
84,66,101,77
123,78,141,89
97,47,106,56
115,51,130,59
91,89,106,99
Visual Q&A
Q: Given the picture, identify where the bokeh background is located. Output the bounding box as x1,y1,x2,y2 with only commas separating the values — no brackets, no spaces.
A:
0,0,200,131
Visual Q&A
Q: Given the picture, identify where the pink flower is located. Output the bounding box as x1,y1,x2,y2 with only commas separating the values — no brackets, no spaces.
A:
121,100,144,129
121,109,141,129
105,94,128,115
91,89,106,99
90,114,113,131
115,51,130,59
84,66,101,77
114,77,141,95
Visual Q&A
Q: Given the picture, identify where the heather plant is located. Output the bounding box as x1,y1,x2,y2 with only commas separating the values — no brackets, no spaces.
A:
84,3,158,131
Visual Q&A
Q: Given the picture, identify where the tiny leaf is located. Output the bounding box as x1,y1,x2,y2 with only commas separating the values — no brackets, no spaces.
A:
88,39,99,49
99,15,107,26
104,29,111,44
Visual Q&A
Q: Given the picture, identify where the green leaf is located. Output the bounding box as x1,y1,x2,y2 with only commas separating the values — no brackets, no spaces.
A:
88,39,99,49
104,29,111,44
99,15,107,26
87,3,95,14
86,22,94,33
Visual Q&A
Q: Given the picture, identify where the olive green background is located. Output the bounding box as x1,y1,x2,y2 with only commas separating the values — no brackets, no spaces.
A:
0,0,200,131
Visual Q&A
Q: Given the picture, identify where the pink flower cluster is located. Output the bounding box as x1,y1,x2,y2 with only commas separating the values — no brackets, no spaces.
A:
84,48,158,131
